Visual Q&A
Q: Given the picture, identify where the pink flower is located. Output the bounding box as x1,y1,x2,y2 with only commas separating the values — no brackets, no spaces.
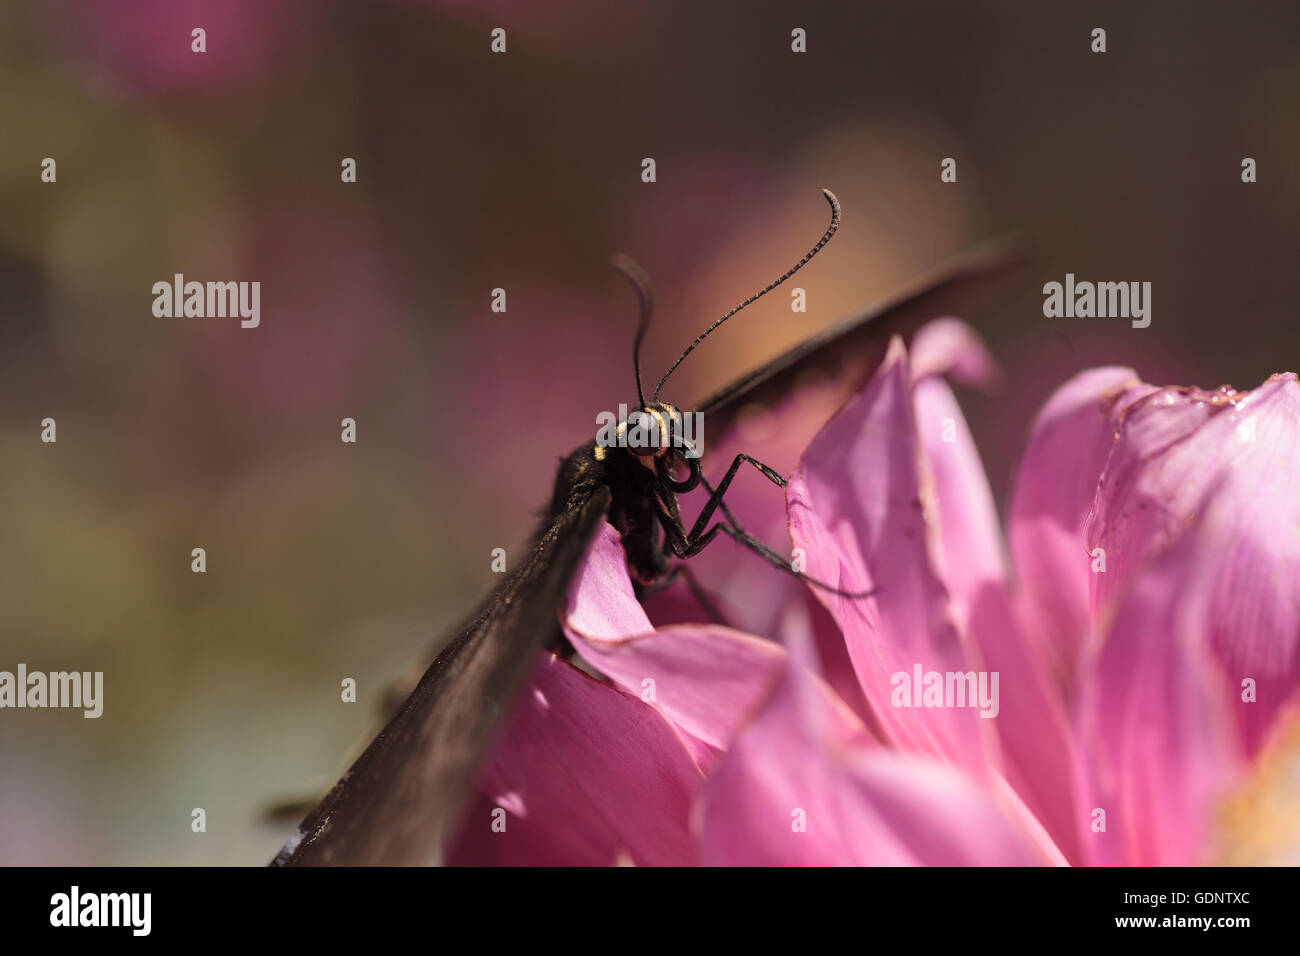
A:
448,320,1300,866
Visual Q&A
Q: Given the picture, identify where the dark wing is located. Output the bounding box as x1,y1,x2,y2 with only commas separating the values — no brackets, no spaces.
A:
272,485,612,866
694,241,1026,434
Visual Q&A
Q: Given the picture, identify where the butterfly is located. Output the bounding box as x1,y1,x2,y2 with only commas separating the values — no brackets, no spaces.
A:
272,189,1022,865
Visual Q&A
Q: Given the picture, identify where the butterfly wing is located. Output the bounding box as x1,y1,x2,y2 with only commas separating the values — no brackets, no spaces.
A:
694,241,1025,439
272,485,612,866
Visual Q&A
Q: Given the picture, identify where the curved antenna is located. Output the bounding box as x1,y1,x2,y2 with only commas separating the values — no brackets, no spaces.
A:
653,188,841,402
611,253,655,409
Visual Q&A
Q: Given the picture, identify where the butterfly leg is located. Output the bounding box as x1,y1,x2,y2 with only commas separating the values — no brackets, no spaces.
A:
685,454,784,542
659,457,873,599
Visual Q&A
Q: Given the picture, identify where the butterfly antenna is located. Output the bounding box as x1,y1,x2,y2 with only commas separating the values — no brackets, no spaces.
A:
652,188,841,402
612,253,655,409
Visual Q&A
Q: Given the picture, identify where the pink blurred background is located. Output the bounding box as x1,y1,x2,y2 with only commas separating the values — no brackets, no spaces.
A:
1,0,1297,863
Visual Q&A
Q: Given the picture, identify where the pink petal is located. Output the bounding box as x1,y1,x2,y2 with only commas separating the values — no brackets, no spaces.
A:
910,317,1001,389
913,342,1079,860
913,374,1006,622
991,771,1072,867
784,588,880,731
787,337,994,777
964,585,1082,863
563,523,787,757
909,332,1081,863
1085,373,1300,753
563,523,659,641
1075,528,1243,865
698,649,1055,866
1008,366,1149,680
446,654,702,866
639,576,725,628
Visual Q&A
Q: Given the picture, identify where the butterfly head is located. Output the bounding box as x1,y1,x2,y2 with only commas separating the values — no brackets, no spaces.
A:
611,190,840,494
615,401,702,492
620,402,681,458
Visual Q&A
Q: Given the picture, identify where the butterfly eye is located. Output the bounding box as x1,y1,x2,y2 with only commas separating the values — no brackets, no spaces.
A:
627,410,657,456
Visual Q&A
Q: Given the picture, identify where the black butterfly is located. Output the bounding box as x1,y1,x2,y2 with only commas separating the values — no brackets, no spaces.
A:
272,190,1022,866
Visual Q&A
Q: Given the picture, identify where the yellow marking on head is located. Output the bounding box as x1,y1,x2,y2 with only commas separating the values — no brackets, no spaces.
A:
648,408,668,448
593,444,607,461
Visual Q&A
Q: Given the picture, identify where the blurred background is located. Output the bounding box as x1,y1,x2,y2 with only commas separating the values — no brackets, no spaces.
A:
0,0,1297,864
